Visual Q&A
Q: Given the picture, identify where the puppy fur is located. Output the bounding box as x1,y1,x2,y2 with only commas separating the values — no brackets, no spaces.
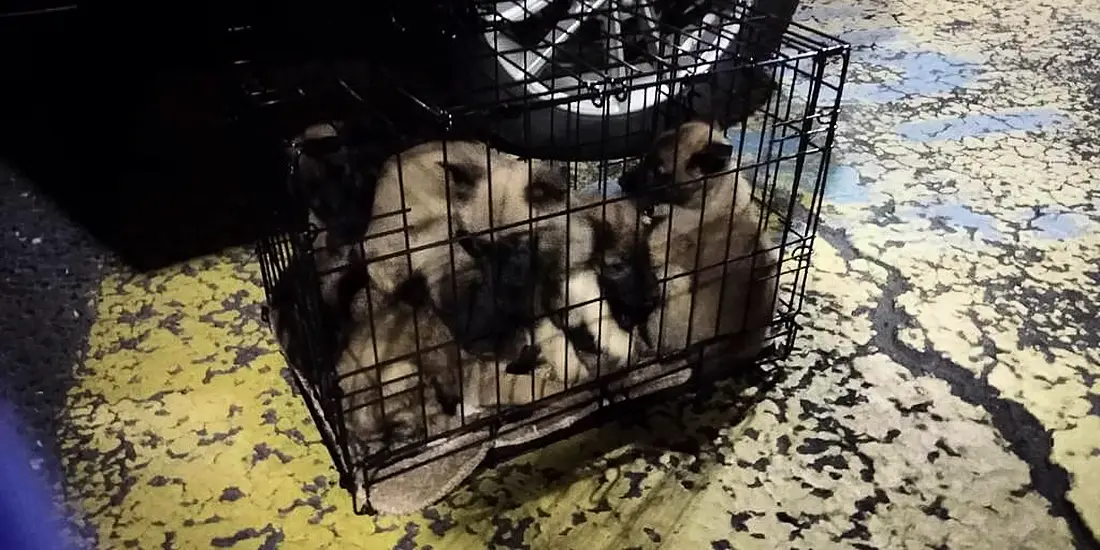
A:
533,195,660,384
287,121,374,319
619,121,779,370
362,140,568,308
444,229,542,361
337,275,470,455
365,140,656,385
288,124,479,453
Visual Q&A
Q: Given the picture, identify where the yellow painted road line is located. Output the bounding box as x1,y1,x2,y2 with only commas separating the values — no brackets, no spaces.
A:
64,242,1084,548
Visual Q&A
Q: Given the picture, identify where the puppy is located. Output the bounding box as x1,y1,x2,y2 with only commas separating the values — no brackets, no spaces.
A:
532,194,661,384
362,140,567,307
619,121,779,370
443,229,542,361
286,122,375,323
283,126,486,454
337,275,469,457
364,140,656,385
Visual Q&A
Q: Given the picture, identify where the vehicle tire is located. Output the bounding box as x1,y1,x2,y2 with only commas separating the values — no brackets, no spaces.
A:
455,0,800,161
478,64,779,161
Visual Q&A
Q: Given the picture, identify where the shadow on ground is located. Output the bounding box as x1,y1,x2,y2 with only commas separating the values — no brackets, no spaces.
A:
1,67,287,272
440,365,784,527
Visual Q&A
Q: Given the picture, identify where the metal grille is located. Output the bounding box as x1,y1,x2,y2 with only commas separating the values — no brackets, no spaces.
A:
246,0,849,514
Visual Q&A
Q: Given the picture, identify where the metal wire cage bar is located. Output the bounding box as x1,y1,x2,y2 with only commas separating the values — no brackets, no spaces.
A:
449,0,845,115
248,3,849,514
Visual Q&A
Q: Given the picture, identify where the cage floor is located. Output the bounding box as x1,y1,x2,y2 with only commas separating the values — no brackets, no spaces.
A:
7,0,1100,548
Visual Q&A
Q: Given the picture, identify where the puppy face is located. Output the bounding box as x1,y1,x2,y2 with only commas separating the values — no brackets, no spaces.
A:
588,201,661,332
443,231,542,358
436,154,570,211
525,160,572,207
289,122,374,249
461,231,542,319
619,121,735,212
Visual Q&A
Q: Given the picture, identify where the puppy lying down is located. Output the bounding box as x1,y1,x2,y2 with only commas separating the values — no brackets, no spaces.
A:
270,122,780,514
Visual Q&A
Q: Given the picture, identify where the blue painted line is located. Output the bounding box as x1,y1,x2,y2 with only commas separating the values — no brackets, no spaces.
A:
905,204,1090,242
836,27,985,104
822,165,867,204
896,109,1069,141
1032,210,1089,240
923,203,1008,242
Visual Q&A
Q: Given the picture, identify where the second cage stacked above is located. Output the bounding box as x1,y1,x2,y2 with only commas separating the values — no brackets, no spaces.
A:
248,0,849,514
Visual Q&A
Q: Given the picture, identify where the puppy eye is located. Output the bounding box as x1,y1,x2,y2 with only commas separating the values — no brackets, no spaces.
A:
604,259,629,276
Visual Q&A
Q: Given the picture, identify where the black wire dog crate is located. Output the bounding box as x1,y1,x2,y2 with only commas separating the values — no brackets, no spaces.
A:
248,0,849,514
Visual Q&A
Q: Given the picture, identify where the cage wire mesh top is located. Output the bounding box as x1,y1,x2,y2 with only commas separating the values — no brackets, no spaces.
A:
246,0,849,515
446,0,839,109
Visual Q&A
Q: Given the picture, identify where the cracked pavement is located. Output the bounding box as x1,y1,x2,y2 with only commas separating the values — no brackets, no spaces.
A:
1,0,1098,548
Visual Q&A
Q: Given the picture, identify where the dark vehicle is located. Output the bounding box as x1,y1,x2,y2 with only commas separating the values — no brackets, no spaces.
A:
379,0,800,159
2,0,796,159
0,0,797,267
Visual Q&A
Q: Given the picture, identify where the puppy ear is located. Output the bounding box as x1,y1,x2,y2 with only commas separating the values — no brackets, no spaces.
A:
526,164,569,206
688,142,734,175
589,219,617,254
618,157,650,194
454,229,485,259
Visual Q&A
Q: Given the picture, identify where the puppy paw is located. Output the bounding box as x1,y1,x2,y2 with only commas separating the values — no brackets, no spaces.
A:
600,329,635,367
505,344,542,375
590,352,624,375
349,434,387,463
461,404,484,418
385,412,425,446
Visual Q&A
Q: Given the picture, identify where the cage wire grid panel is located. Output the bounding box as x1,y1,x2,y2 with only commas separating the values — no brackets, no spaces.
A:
250,0,849,515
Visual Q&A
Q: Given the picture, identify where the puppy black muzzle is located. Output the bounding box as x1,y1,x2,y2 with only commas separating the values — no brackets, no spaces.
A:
600,259,659,335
